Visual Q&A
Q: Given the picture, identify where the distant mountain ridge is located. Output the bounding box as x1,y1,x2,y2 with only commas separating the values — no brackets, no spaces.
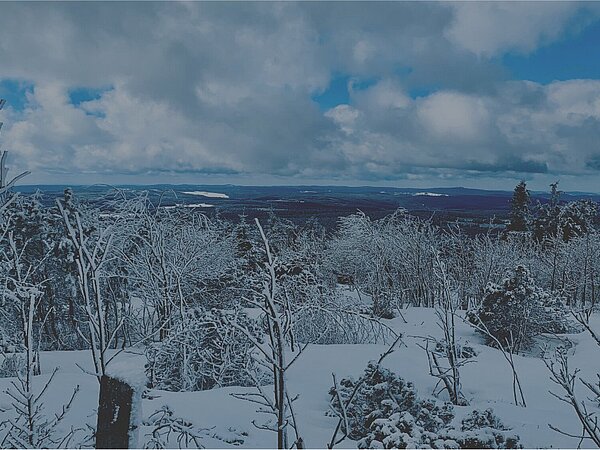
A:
15,184,600,200
12,184,600,231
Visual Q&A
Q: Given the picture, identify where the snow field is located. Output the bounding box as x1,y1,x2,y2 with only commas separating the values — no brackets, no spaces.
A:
1,308,598,448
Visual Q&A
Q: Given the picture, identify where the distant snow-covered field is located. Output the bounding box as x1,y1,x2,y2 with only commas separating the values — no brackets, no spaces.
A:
182,191,230,199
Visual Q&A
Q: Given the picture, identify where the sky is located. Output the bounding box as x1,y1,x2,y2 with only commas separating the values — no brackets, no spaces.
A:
1,2,600,191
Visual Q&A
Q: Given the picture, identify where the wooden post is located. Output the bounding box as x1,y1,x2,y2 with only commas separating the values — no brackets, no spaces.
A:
96,375,138,449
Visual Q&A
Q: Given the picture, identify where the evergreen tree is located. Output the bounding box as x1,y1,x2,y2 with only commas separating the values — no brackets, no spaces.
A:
507,181,531,232
467,265,574,352
532,182,562,242
549,181,562,209
533,181,598,242
558,199,599,241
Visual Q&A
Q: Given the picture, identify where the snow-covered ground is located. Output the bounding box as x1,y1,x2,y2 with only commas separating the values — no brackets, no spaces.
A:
412,192,449,197
0,308,598,448
182,191,230,199
163,203,215,209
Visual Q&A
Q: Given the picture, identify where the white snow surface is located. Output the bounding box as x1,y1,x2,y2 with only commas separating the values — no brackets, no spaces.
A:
182,191,230,199
162,203,214,209
0,309,598,448
412,192,449,197
187,203,215,208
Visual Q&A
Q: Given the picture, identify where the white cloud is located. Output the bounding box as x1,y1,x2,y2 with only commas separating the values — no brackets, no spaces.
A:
417,92,490,141
321,79,600,179
352,79,411,111
546,79,600,119
325,105,360,135
445,2,588,57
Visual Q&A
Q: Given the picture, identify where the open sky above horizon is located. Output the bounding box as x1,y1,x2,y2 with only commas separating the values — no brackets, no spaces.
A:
1,2,600,191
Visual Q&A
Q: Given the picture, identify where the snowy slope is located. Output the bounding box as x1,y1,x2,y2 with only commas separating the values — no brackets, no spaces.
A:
0,309,598,448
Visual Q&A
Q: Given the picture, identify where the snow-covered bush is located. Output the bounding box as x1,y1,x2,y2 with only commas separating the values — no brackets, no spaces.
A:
468,265,575,352
362,408,521,449
328,363,521,449
453,409,521,449
0,353,25,378
146,308,263,392
292,290,394,345
361,411,443,448
328,362,454,442
326,211,439,317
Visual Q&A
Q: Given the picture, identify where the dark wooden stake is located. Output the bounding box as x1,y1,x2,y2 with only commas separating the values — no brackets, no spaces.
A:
96,375,137,449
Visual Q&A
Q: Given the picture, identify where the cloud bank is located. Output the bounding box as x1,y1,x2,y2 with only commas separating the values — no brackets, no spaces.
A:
0,2,600,190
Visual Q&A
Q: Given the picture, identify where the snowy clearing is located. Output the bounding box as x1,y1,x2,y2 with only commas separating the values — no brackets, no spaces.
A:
182,191,230,199
162,203,214,209
1,308,597,448
412,192,449,197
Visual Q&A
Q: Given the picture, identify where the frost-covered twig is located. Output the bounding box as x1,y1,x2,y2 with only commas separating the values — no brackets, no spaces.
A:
571,309,600,348
545,347,600,447
467,316,527,407
0,99,31,207
142,405,212,449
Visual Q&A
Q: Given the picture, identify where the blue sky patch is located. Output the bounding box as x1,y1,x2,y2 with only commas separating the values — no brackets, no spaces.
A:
68,86,111,107
0,79,34,111
503,18,600,83
409,85,439,99
312,74,376,110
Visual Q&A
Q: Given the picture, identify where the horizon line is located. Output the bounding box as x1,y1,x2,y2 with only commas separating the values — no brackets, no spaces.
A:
14,183,600,196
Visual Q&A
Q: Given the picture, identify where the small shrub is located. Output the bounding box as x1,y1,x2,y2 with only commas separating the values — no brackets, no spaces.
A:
454,409,521,449
328,364,521,449
468,265,575,351
146,308,264,392
433,341,478,359
293,292,393,345
0,354,25,378
328,362,453,442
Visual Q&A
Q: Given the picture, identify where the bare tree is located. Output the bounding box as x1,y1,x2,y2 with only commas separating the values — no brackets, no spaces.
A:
442,224,476,309
119,200,236,342
56,198,120,381
423,251,469,405
328,211,438,317
545,289,600,447
0,231,79,448
230,218,305,449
